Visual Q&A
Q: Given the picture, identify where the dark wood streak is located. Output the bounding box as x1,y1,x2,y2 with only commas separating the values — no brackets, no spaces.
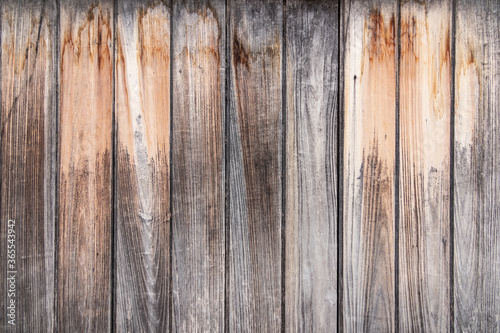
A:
0,0,56,331
58,1,113,331
229,1,283,332
232,34,249,71
171,0,225,331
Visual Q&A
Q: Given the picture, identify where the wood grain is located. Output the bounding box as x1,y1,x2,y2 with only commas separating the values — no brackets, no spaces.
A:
1,2,500,331
58,1,113,331
115,1,171,331
0,0,56,331
285,0,338,331
229,0,282,331
171,0,225,331
342,1,397,331
454,0,500,330
399,0,451,331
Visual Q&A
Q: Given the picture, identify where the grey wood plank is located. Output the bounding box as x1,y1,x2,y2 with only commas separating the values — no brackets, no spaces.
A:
58,1,113,331
171,0,225,331
455,0,500,330
285,0,339,332
229,0,282,331
0,0,57,331
115,1,171,331
342,0,397,331
398,0,451,331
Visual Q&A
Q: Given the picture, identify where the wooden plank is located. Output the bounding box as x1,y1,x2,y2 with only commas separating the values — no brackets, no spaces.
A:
58,1,113,331
171,0,225,331
398,0,451,331
229,0,282,331
454,0,500,330
285,0,338,331
115,1,171,331
0,0,56,331
342,0,397,331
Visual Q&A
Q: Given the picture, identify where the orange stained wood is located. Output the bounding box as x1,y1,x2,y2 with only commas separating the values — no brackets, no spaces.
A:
343,3,396,332
116,4,170,165
59,3,113,331
399,1,451,331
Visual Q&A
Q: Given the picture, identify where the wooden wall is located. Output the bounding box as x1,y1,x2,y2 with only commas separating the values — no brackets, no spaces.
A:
0,0,499,331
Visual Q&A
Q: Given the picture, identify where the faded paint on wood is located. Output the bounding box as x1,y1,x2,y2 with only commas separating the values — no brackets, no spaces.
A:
0,0,56,331
171,0,225,331
58,1,113,331
285,0,338,331
455,0,500,330
115,1,171,331
343,0,397,331
399,0,451,331
229,0,282,331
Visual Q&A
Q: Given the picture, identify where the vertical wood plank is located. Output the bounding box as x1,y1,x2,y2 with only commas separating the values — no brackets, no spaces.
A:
0,0,56,331
342,0,397,331
59,1,113,331
285,0,338,331
229,0,282,331
455,0,500,330
115,1,171,331
399,0,451,331
171,0,225,331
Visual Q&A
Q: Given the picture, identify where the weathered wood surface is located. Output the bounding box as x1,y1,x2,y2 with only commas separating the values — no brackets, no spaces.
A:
2,1,500,331
229,0,282,332
171,0,225,331
0,0,56,331
285,0,338,332
455,0,500,331
115,1,171,331
342,0,397,331
58,1,113,331
399,0,451,331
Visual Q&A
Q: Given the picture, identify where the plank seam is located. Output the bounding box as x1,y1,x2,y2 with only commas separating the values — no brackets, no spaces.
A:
111,0,117,331
224,0,230,332
0,0,2,229
169,2,174,332
0,2,3,330
54,1,61,331
337,0,345,332
395,0,402,331
281,1,287,332
449,0,457,330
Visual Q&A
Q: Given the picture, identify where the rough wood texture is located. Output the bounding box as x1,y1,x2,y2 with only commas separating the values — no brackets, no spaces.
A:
455,0,500,331
171,0,225,331
3,2,500,331
285,0,338,331
229,1,282,332
342,1,397,331
115,1,171,331
399,0,451,331
0,0,56,331
58,1,113,331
